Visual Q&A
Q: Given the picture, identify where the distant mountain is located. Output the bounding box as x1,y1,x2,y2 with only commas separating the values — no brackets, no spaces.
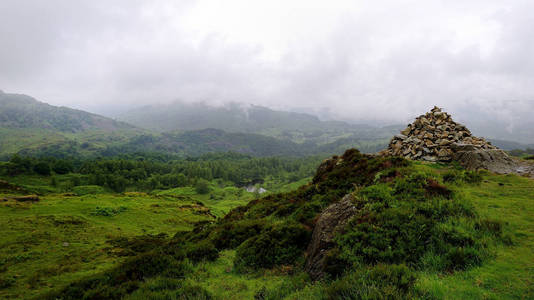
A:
0,91,134,133
117,101,401,145
4,91,533,159
0,91,142,157
488,139,534,151
0,92,392,158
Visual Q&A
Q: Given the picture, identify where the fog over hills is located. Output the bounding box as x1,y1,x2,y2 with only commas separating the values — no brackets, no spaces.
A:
0,91,395,158
1,1,534,143
117,101,400,145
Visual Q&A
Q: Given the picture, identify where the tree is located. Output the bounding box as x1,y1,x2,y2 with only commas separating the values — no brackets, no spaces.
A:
34,162,51,176
195,179,211,194
53,160,73,174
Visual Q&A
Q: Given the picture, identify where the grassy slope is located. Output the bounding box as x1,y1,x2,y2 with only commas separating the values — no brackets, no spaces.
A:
0,175,305,299
415,170,534,299
1,165,533,299
145,164,533,300
0,192,213,299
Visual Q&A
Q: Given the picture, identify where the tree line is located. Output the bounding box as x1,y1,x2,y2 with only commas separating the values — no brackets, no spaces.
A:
0,152,323,192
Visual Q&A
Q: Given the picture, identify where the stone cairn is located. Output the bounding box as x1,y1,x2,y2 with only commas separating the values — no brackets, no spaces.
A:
381,106,497,162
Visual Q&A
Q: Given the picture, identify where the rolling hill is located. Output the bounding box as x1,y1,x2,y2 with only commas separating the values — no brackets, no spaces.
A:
0,91,142,158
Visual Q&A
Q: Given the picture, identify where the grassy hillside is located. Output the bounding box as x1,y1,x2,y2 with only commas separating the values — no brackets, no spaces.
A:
1,150,531,299
0,170,309,299
0,92,133,133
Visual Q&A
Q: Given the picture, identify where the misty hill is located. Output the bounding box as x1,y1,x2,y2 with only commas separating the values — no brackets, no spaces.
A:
0,92,389,158
2,91,531,159
0,91,142,157
118,101,400,144
0,91,134,132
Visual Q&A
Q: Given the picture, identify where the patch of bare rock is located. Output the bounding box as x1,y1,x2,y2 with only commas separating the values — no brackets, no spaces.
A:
305,194,358,280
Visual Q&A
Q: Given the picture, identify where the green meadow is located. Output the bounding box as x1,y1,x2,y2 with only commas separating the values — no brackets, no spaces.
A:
1,159,533,299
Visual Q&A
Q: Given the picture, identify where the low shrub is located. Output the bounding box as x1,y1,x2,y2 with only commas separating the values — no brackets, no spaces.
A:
442,247,482,271
43,251,190,299
234,222,310,272
184,240,219,262
91,206,127,217
209,219,267,249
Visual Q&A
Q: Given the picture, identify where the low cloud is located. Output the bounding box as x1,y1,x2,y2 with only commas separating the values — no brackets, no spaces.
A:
0,0,533,141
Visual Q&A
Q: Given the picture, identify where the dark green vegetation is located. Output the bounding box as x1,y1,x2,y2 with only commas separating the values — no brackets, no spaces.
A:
1,152,320,193
1,149,529,299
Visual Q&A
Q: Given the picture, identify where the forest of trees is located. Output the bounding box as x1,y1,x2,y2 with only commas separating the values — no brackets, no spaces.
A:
0,152,322,192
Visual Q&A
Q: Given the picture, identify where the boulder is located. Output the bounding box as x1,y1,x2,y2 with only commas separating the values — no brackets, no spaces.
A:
305,194,357,280
452,149,519,174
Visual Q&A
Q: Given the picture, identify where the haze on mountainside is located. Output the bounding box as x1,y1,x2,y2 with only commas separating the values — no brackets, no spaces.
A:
1,0,534,143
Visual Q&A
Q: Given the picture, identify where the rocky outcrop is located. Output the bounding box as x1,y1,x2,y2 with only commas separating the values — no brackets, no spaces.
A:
452,145,534,176
381,106,496,162
305,194,357,280
380,107,534,178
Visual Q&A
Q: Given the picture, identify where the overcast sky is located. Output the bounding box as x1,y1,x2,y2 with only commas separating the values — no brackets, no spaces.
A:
1,0,533,130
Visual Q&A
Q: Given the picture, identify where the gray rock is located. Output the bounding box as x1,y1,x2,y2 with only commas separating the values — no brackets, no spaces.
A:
422,156,438,162
452,149,518,174
450,143,476,152
305,194,358,281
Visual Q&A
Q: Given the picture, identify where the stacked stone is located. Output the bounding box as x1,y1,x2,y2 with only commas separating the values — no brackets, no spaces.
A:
383,106,496,162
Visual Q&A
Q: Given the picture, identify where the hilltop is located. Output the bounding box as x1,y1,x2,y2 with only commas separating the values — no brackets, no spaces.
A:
0,91,134,133
0,91,143,158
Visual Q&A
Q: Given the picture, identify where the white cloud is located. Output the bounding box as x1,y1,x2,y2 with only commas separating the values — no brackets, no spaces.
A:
0,0,533,140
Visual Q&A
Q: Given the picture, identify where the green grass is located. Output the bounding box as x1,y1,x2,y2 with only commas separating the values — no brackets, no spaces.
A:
414,171,534,299
1,164,533,299
176,250,292,300
0,174,305,299
0,192,213,299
